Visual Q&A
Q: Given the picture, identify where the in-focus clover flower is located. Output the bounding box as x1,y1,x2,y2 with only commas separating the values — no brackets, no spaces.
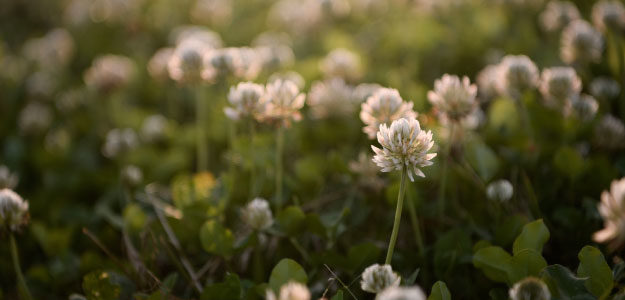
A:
168,39,209,84
141,114,168,143
360,264,401,294
320,48,362,81
476,64,501,101
258,79,306,126
148,47,174,82
224,82,266,121
242,198,273,231
427,74,478,121
594,115,625,150
509,277,551,300
102,128,139,158
0,189,29,233
594,177,625,249
18,102,53,135
360,88,417,139
538,67,581,113
84,54,135,93
486,179,514,202
539,1,580,33
560,20,603,65
496,55,539,99
571,94,599,122
266,281,310,300
590,77,621,101
121,165,143,187
22,28,75,70
376,286,427,300
0,166,18,190
372,118,437,182
307,77,356,119
592,0,625,32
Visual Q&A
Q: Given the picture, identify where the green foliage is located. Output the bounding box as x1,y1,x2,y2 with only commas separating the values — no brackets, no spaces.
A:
268,259,308,294
540,265,594,300
82,271,121,300
577,246,614,299
428,281,451,300
201,273,242,300
200,220,234,256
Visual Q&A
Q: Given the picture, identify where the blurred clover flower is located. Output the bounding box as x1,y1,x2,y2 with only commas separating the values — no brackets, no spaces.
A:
242,198,273,231
320,0,351,18
539,1,580,33
560,20,603,65
141,114,169,143
349,152,385,192
25,71,58,98
539,67,581,114
360,88,417,139
0,166,18,190
258,79,306,126
171,26,223,49
268,0,323,35
496,55,539,99
0,189,29,233
266,281,310,300
168,39,209,84
509,277,551,300
268,71,305,90
233,47,264,81
486,179,514,202
476,64,501,101
224,82,267,121
320,48,362,81
202,47,262,82
427,74,478,122
571,94,599,121
18,102,53,135
121,165,143,187
590,77,621,101
307,78,356,119
376,286,427,300
592,0,625,32
84,54,135,93
353,83,383,103
190,0,233,27
102,128,139,158
360,264,401,294
252,32,295,70
594,177,625,249
372,118,436,182
594,115,625,150
148,47,174,82
22,28,74,70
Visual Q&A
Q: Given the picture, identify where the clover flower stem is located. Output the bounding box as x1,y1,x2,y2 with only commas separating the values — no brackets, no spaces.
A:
289,237,311,263
10,233,33,300
438,123,454,218
252,235,264,282
515,93,535,142
406,196,425,258
385,167,408,265
195,87,209,172
249,120,257,197
275,125,285,208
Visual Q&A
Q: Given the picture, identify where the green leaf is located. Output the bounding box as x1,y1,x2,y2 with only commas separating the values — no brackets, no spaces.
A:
123,203,146,232
268,259,308,293
428,281,451,300
405,268,420,286
276,206,307,236
463,137,500,182
473,246,512,284
331,290,344,300
553,146,585,179
512,219,550,256
577,246,614,299
199,220,234,256
347,243,381,271
494,214,527,248
82,271,121,300
540,264,594,300
201,273,242,300
507,249,548,283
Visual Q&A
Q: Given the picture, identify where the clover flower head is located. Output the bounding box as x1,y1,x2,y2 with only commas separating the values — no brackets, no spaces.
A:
148,47,174,81
0,166,18,190
539,1,580,32
242,198,273,231
266,281,310,300
307,77,356,119
84,54,135,93
23,27,75,70
539,66,581,113
320,48,362,81
509,277,551,300
257,79,306,126
594,115,625,150
486,179,514,202
560,20,603,65
234,47,264,80
253,32,295,70
372,118,437,182
476,64,501,101
268,0,323,35
224,82,266,121
592,0,625,32
168,39,208,84
496,55,539,99
190,0,233,27
121,165,143,187
201,47,245,82
428,74,478,121
590,77,620,100
353,83,383,103
171,26,223,49
0,189,29,233
376,286,427,300
18,102,53,135
141,114,168,143
360,264,401,294
571,94,598,122
102,128,139,158
360,88,417,139
268,71,305,90
594,177,625,249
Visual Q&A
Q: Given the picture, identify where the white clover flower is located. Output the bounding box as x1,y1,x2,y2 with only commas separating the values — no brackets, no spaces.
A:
539,1,580,33
141,114,168,143
121,165,143,187
171,26,223,49
148,47,174,82
592,0,625,32
428,74,478,121
590,77,620,100
376,286,427,300
594,177,625,249
594,115,625,150
0,189,29,232
571,94,599,122
268,0,323,35
320,48,362,81
26,71,58,98
168,39,208,84
268,71,305,90
201,47,244,82
242,198,273,231
307,78,356,119
257,79,306,126
190,0,233,27
353,83,383,103
253,32,295,70
22,28,74,70
360,264,401,294
234,47,264,81
561,20,603,65
18,102,53,135
372,118,437,182
84,54,135,93
486,179,514,202
266,281,310,300
102,128,139,158
496,55,539,99
224,82,266,121
476,64,501,101
0,166,18,190
509,277,551,300
360,88,417,139
539,67,582,113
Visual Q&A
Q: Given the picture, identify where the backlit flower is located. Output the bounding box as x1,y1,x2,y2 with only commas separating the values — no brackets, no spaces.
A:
360,264,401,294
258,79,306,126
571,94,598,121
561,20,603,64
320,48,362,81
148,47,174,82
594,115,625,150
224,82,266,121
307,77,356,119
428,74,478,121
594,177,625,249
84,54,135,93
360,88,417,139
242,198,273,231
0,166,18,190
0,189,29,233
168,39,208,84
376,286,427,300
266,281,310,300
509,277,551,300
539,1,580,33
592,0,625,32
486,179,514,202
539,67,581,113
496,55,539,99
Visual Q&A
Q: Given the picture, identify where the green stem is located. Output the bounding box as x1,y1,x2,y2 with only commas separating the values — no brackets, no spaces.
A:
275,125,285,208
289,237,311,263
515,94,534,142
228,121,236,197
195,87,209,172
438,123,454,217
406,196,425,259
10,234,33,300
249,120,257,197
385,168,408,265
